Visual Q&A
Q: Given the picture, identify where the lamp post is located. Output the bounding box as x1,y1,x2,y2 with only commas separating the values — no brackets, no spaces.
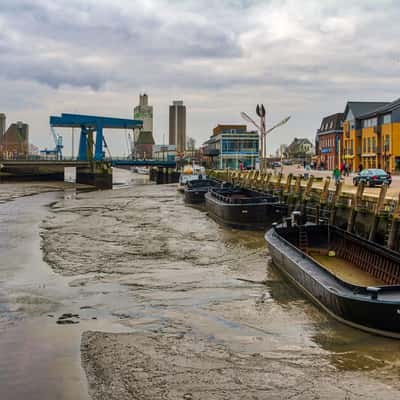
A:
256,104,266,169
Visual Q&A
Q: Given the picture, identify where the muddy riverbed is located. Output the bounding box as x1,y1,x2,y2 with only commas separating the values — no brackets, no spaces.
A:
1,171,400,399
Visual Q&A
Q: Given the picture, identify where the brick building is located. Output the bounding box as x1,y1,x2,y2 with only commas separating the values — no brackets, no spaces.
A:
316,113,344,170
0,120,29,158
135,131,155,159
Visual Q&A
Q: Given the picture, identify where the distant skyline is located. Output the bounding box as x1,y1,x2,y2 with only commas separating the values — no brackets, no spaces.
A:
1,0,400,156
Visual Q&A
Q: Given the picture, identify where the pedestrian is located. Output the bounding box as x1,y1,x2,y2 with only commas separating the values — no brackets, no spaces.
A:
333,167,341,185
344,162,349,176
339,162,344,175
358,163,363,173
239,162,244,171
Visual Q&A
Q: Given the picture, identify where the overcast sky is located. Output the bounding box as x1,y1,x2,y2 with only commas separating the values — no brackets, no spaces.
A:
1,0,400,156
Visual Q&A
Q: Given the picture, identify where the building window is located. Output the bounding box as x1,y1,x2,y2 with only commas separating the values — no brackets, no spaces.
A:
363,138,367,153
363,117,378,128
372,137,377,153
384,135,390,152
368,137,371,153
383,114,392,124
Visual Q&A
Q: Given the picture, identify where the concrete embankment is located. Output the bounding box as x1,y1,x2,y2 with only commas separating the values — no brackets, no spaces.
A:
209,169,400,251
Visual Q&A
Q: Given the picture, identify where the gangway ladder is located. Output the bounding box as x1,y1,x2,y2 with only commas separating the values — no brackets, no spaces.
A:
298,225,309,251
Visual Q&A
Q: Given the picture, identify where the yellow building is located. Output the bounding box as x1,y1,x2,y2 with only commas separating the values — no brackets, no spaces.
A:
342,101,396,172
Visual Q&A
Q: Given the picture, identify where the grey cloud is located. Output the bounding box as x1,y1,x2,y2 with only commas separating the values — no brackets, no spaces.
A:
0,0,242,89
2,0,400,154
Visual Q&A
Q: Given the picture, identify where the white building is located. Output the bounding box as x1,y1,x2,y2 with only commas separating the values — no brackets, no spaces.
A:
133,93,153,142
153,144,176,161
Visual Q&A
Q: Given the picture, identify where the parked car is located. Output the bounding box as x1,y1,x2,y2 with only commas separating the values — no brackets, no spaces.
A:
353,169,391,187
271,161,281,168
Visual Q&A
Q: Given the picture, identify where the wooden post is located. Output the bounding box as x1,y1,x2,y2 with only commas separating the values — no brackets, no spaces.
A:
388,193,400,250
257,172,265,191
319,177,331,205
284,173,293,195
301,175,314,219
316,177,331,224
252,170,259,189
263,172,272,192
276,172,283,188
347,181,364,233
303,175,314,200
329,180,343,224
294,174,302,195
369,183,388,241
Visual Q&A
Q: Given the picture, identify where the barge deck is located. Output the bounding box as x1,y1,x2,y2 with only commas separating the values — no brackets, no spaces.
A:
266,223,400,338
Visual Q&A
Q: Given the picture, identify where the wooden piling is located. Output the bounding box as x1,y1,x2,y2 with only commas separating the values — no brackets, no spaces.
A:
368,183,388,242
330,180,343,224
283,173,293,195
347,181,364,233
388,193,400,250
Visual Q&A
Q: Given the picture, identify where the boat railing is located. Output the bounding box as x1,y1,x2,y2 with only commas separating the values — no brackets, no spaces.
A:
272,224,400,291
209,188,278,205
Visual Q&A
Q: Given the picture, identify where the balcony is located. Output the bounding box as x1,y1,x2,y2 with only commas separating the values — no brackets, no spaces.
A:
203,148,220,157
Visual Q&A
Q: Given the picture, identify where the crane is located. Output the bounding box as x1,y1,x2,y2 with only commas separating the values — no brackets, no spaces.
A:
50,126,63,159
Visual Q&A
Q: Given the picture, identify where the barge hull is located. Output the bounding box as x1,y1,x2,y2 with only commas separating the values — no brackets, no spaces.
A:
205,193,284,230
184,189,207,204
266,229,400,338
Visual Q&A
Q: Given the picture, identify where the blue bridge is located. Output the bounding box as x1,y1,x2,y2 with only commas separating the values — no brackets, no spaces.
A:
0,113,178,189
111,159,176,168
49,113,176,168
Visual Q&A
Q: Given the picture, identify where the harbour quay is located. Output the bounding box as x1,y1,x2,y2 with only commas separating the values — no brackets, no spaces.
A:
209,169,400,250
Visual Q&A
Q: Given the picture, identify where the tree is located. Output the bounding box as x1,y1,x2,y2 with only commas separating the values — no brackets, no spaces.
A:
186,137,196,151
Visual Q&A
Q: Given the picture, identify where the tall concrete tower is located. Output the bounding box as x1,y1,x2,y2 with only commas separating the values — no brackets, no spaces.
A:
169,100,186,153
133,94,155,158
134,94,153,133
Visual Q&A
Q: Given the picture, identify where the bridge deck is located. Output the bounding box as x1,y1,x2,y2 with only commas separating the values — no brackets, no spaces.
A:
0,159,176,168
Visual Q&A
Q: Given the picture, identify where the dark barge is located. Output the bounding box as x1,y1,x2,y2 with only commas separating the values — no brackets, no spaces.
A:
266,221,400,338
184,179,221,204
205,187,287,230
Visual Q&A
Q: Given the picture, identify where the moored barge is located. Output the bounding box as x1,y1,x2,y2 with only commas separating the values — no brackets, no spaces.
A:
205,187,287,230
184,179,221,204
266,221,400,338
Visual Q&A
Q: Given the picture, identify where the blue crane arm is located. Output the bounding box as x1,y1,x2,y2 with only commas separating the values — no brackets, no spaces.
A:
49,113,143,129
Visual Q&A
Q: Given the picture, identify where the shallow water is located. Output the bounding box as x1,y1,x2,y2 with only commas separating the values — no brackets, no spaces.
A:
1,171,400,399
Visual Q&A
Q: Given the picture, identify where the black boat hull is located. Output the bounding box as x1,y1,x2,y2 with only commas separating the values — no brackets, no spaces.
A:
183,179,222,204
184,188,207,204
205,192,285,230
266,228,400,338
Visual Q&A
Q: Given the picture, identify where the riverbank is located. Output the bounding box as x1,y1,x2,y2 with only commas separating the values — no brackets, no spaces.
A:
1,175,400,399
0,181,79,204
41,180,400,399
